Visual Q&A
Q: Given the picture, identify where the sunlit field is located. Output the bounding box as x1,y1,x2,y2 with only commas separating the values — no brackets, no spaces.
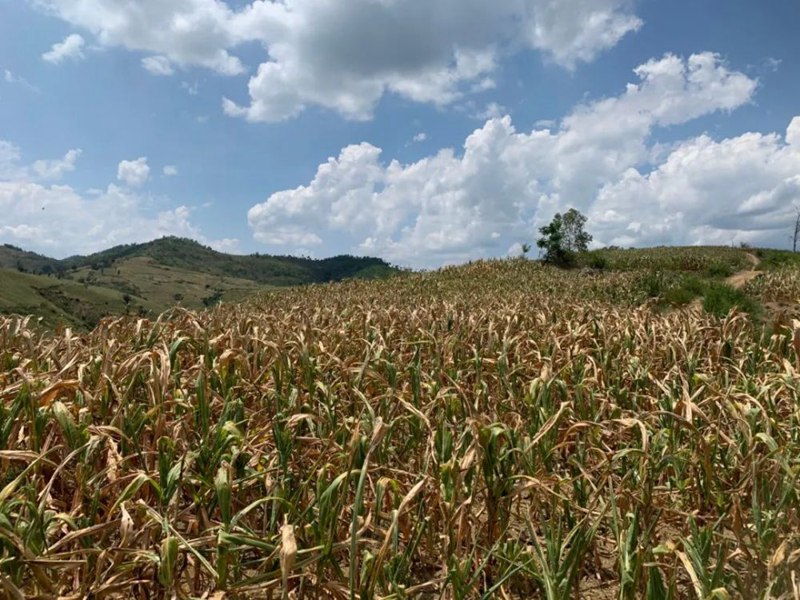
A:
2,251,799,598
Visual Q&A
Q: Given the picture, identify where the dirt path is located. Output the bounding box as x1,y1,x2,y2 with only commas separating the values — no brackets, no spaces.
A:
726,252,761,287
686,252,761,313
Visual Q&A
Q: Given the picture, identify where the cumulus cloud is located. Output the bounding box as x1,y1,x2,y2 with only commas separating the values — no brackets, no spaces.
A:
32,149,82,180
222,0,640,121
35,0,641,120
117,157,150,187
0,142,82,181
163,165,179,176
477,102,507,120
209,238,242,253
787,117,800,147
525,0,642,68
246,52,781,267
589,129,800,247
0,141,225,256
42,33,86,64
33,0,245,75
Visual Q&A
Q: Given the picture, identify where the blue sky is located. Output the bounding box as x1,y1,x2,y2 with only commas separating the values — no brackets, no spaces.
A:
1,0,799,267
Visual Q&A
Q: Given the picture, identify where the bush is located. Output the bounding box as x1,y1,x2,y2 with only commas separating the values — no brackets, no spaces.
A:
706,262,733,278
663,286,696,306
702,283,759,317
587,254,609,270
656,274,708,307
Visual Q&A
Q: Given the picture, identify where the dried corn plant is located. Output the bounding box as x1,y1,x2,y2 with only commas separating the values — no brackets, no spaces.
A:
1,257,799,599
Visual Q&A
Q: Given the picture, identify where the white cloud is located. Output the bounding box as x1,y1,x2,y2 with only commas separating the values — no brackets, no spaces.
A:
478,102,507,120
141,56,175,76
117,157,150,187
223,0,637,122
507,242,526,258
209,238,241,253
589,127,800,248
32,149,82,180
42,33,86,64
0,181,206,256
525,0,642,68
247,53,771,267
787,117,800,147
34,0,245,75
0,140,223,256
0,143,81,181
163,165,179,176
34,0,641,121
0,141,24,179
412,132,427,143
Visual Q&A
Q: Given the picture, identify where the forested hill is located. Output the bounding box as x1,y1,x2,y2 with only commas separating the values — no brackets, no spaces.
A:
0,237,399,328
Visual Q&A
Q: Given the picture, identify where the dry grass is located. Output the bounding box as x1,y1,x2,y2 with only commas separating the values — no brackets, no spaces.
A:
1,258,799,599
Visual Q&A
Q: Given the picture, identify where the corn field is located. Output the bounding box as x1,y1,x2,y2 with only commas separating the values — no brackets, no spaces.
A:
746,268,800,308
582,247,750,272
1,258,799,598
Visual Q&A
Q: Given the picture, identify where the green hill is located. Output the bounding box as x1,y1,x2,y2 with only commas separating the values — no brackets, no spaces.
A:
0,237,399,329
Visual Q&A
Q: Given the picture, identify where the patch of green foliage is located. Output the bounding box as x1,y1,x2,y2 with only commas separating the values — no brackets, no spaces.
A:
702,283,760,317
754,248,800,271
661,275,708,306
635,270,761,316
537,208,592,267
705,262,733,278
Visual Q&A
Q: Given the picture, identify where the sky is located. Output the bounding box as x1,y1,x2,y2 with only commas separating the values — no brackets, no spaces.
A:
1,0,799,268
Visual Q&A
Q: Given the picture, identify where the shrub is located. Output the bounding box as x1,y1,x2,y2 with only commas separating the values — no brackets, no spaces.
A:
706,262,733,278
703,283,759,317
663,286,696,306
639,271,669,298
587,254,609,270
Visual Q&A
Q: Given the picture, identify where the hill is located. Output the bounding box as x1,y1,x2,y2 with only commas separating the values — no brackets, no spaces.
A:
0,243,61,274
0,237,399,328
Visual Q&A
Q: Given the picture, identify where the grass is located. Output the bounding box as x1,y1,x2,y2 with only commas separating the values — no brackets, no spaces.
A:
0,268,158,329
702,282,760,317
65,256,269,309
754,248,800,271
2,254,799,598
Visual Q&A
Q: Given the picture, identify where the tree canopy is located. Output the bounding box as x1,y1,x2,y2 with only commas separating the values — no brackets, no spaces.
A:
536,208,592,266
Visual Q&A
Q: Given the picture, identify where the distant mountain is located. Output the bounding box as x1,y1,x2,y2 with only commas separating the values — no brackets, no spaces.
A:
0,243,61,274
0,237,400,329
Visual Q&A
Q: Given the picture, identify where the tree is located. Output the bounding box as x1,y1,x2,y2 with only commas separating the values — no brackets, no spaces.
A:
793,208,800,253
536,208,592,266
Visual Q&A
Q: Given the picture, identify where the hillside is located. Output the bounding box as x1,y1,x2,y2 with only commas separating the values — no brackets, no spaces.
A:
0,237,399,328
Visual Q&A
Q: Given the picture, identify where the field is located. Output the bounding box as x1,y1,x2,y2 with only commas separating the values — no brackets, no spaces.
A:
0,268,162,330
2,248,800,598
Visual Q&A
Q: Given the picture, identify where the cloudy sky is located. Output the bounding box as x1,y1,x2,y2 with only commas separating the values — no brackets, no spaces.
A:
1,0,799,267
